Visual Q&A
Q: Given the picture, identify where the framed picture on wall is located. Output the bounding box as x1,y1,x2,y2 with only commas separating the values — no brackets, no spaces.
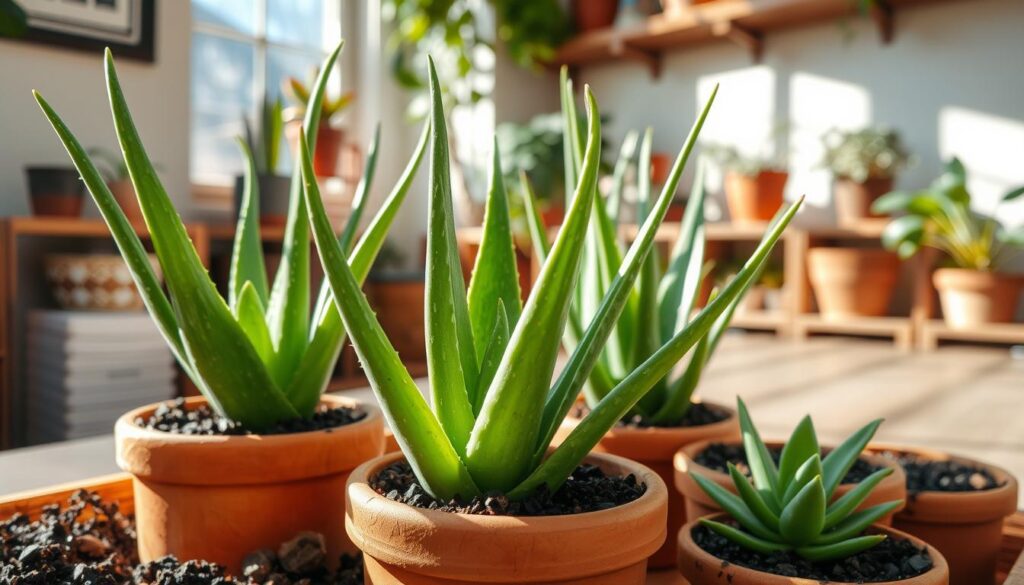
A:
15,0,155,62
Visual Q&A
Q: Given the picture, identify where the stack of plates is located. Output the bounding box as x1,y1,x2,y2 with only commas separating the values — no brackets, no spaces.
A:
27,310,176,444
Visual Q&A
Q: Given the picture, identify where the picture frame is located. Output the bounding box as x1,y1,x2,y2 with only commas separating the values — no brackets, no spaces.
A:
15,0,155,62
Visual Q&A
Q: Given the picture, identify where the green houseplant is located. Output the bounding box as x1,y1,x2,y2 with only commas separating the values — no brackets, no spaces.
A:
33,42,419,570
234,94,293,224
705,143,789,224
873,158,1024,328
823,127,910,225
306,57,800,583
283,72,355,178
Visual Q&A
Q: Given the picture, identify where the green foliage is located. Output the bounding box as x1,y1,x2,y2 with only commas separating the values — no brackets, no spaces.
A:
496,113,566,203
243,95,285,174
284,72,355,124
703,143,784,177
822,127,910,183
35,43,423,431
0,0,27,38
304,59,802,501
873,157,1024,270
691,398,899,562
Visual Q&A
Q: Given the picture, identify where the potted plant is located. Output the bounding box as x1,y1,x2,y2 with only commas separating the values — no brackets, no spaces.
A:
873,158,1024,328
33,43,420,571
24,165,85,217
572,0,618,31
675,399,907,527
234,95,292,225
807,246,899,320
678,399,949,585
88,146,146,222
705,144,789,224
869,445,1018,585
497,112,569,227
303,59,801,584
283,72,355,178
823,126,910,226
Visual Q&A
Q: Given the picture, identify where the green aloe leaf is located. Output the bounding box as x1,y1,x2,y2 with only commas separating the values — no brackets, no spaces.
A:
782,454,823,505
728,462,780,532
658,159,708,342
700,520,790,554
606,130,640,223
559,66,583,206
235,281,274,367
690,473,778,540
821,418,882,498
473,301,510,414
779,475,827,546
632,128,663,414
815,501,901,546
647,332,710,425
520,171,551,263
738,396,780,504
229,137,269,309
824,467,894,529
796,535,886,562
778,415,819,493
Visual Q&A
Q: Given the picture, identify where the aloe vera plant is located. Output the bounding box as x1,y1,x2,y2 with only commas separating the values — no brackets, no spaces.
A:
33,42,426,431
690,398,900,562
302,58,802,501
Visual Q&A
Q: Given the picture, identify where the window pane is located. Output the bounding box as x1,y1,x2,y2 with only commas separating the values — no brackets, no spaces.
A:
267,0,324,50
267,47,333,173
193,0,257,36
191,33,255,184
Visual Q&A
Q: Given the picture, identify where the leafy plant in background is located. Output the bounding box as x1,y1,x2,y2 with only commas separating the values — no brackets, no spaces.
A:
34,42,429,431
284,72,355,125
496,113,567,205
702,143,784,177
691,398,899,561
244,95,285,175
303,58,801,500
873,158,1024,270
822,127,910,183
86,147,131,183
0,0,27,37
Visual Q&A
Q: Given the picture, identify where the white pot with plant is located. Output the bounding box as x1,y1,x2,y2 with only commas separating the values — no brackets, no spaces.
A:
822,126,910,226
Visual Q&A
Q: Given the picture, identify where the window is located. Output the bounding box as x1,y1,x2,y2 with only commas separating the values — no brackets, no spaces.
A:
190,0,342,187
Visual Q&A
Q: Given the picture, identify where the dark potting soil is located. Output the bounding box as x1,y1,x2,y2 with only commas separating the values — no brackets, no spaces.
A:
878,451,1003,494
372,461,646,516
691,523,934,583
135,397,365,436
694,442,881,484
572,401,729,429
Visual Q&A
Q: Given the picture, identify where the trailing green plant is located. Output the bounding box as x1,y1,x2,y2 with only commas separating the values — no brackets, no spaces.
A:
690,398,900,562
302,57,802,501
284,72,355,125
873,158,1024,271
822,127,910,183
34,42,427,431
244,95,285,175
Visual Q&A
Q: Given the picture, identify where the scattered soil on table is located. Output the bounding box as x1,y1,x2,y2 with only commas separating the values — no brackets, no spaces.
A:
573,401,729,429
372,461,646,515
695,442,881,484
135,398,365,436
691,522,934,582
877,451,1003,494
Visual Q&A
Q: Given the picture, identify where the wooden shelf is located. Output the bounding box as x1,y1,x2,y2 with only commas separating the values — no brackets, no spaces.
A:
730,309,787,332
793,314,915,349
919,319,1024,350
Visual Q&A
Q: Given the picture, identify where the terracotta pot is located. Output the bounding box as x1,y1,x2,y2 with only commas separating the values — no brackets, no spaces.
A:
932,268,1021,328
108,179,144,223
553,401,739,569
869,444,1018,585
834,176,894,226
285,120,345,178
116,395,385,572
233,173,292,226
650,153,671,185
724,171,788,224
346,451,667,584
26,166,84,217
678,513,950,585
369,278,426,363
808,247,899,320
573,0,618,32
541,203,565,227
674,439,907,525
665,202,686,222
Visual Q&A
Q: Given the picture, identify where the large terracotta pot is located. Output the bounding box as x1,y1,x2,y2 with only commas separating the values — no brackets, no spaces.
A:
26,166,85,217
346,451,667,584
285,120,345,178
553,400,739,569
116,395,384,573
808,247,899,320
573,0,618,32
108,179,144,223
932,268,1021,328
678,513,950,585
869,444,1018,585
674,439,907,525
834,176,894,226
724,171,788,223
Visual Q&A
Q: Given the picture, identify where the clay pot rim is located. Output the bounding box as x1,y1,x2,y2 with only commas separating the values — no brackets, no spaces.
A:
678,513,950,585
562,399,736,440
932,266,1023,283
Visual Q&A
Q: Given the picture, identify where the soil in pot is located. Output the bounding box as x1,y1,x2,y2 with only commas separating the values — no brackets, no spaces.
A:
808,247,899,320
834,176,894,226
25,166,85,217
725,171,788,224
932,268,1021,328
135,397,366,435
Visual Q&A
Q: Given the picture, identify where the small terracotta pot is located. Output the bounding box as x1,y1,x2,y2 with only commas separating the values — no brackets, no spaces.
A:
869,444,1018,585
553,401,739,569
932,268,1021,328
346,451,667,584
369,278,426,363
573,0,618,32
678,513,950,585
724,171,788,224
674,439,907,525
285,120,345,178
26,166,85,217
808,247,899,320
833,176,894,226
108,179,144,223
116,395,384,573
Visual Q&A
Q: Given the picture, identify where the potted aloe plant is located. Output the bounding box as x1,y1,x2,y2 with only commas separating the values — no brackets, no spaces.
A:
283,72,355,178
234,95,292,224
678,398,950,585
33,42,422,571
705,143,789,224
823,126,910,226
873,158,1024,328
303,59,801,584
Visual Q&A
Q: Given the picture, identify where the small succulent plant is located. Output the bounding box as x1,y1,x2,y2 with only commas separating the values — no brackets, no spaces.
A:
284,72,355,125
690,398,900,561
822,126,910,183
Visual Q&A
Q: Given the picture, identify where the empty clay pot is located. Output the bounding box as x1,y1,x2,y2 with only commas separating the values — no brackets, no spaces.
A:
834,176,894,226
573,0,618,32
932,268,1021,328
808,247,899,320
285,121,345,178
346,451,667,584
116,395,384,573
553,401,739,569
678,513,950,585
674,439,907,525
26,166,85,217
724,171,788,224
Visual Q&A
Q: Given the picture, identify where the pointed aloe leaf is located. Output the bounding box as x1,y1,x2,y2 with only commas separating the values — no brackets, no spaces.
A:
796,535,886,562
824,467,894,529
700,520,790,554
607,130,640,223
658,159,708,341
520,171,550,263
302,133,479,500
515,198,803,497
633,128,664,414
466,86,603,493
778,415,819,493
473,301,510,415
687,473,777,541
783,454,823,506
822,418,883,499
287,122,429,416
779,475,827,546
728,462,780,532
559,66,583,206
103,49,296,428
33,91,193,383
467,139,522,365
229,137,269,309
648,332,710,425
738,396,780,501
235,281,274,367
815,501,901,546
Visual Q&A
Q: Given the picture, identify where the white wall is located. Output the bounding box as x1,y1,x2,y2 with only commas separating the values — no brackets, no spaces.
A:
0,1,191,217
